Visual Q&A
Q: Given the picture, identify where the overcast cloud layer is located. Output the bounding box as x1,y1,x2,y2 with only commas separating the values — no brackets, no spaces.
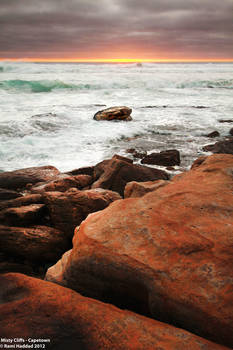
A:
0,0,233,59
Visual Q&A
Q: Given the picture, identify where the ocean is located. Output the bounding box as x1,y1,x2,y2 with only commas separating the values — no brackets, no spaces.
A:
0,61,232,173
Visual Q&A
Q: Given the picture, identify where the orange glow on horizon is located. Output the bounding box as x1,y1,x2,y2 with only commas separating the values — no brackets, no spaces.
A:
0,57,233,63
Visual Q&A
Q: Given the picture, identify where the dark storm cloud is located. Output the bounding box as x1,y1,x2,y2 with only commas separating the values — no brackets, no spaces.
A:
0,0,232,59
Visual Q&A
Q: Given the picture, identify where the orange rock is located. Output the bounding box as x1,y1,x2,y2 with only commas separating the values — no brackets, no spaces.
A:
46,154,233,348
0,273,229,350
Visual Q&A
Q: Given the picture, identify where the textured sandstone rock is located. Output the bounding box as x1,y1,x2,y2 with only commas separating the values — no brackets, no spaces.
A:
124,180,169,198
46,154,233,348
141,149,181,166
92,155,169,196
0,165,60,190
0,225,69,263
44,187,121,237
0,204,46,226
94,106,132,121
0,273,228,350
203,138,233,154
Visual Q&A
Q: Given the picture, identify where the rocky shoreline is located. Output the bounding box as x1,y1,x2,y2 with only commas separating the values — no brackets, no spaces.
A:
0,114,233,349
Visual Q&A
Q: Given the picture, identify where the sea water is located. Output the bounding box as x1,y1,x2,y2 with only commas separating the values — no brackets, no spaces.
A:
0,61,232,173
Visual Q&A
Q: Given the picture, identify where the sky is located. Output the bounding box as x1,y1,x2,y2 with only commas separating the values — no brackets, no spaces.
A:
0,0,233,61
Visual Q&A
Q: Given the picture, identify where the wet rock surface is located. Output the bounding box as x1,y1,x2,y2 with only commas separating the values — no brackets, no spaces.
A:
94,106,132,121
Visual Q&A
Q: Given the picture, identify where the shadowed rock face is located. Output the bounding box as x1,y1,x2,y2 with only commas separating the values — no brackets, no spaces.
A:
141,149,181,166
203,138,233,154
0,273,229,350
46,154,233,348
93,106,132,121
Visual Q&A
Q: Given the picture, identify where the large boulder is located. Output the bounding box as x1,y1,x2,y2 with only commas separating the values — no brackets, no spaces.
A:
30,174,80,193
92,155,169,196
0,273,228,350
0,165,60,190
0,194,43,210
46,154,233,348
0,225,69,263
44,187,121,238
141,149,181,166
203,138,233,154
94,106,132,121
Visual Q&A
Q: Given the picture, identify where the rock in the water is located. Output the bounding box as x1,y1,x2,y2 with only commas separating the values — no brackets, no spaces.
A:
218,119,233,123
44,187,121,237
0,225,69,264
0,188,22,201
46,154,233,348
203,138,233,154
0,273,228,350
92,154,169,196
0,165,60,190
94,106,132,121
229,128,233,136
191,156,208,170
0,204,47,226
141,149,181,166
206,131,220,138
124,180,169,198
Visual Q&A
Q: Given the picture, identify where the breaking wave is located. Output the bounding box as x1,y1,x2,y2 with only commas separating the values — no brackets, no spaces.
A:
177,79,233,89
0,79,130,93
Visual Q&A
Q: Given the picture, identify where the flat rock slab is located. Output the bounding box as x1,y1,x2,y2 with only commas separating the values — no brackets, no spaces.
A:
0,273,228,350
94,106,132,121
46,154,233,348
0,165,60,190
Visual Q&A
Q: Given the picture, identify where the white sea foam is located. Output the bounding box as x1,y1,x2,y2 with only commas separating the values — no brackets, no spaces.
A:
0,62,232,172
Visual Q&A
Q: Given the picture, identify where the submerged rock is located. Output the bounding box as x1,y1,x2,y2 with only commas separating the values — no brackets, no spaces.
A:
46,154,233,348
93,106,132,121
0,273,228,350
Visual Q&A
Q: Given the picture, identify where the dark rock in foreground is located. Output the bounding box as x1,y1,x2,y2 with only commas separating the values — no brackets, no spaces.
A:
46,154,233,348
203,138,233,154
0,273,228,350
0,225,69,263
94,106,132,121
141,149,181,166
92,154,169,196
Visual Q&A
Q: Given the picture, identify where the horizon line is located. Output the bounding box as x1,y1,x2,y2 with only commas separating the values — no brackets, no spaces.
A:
0,58,233,63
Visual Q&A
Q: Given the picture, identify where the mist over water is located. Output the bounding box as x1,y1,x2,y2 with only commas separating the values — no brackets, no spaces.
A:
0,62,232,172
